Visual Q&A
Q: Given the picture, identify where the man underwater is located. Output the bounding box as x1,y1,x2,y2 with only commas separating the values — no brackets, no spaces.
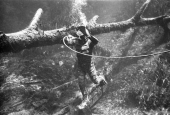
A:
64,26,107,98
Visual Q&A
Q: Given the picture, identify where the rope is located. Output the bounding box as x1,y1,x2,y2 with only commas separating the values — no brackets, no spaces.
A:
63,37,170,59
52,37,170,90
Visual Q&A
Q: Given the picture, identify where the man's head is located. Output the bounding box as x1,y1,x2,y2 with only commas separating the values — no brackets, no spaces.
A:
64,34,80,46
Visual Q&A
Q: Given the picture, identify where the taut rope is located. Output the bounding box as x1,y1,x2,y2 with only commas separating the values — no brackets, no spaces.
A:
63,37,170,59
53,37,170,91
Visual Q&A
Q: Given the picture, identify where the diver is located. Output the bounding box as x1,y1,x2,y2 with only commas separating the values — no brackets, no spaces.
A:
64,25,107,98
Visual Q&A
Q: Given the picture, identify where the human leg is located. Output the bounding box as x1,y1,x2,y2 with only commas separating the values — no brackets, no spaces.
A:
87,61,107,86
74,61,86,97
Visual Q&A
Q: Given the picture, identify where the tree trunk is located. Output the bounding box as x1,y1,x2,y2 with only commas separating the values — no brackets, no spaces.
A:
0,0,170,54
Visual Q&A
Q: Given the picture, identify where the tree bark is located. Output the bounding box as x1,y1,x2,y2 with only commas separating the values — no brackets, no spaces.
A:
0,0,170,54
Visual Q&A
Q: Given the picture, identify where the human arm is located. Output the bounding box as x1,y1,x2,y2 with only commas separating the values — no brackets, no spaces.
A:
88,36,98,45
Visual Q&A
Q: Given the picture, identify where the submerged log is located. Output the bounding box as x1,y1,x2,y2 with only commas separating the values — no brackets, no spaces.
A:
0,0,169,54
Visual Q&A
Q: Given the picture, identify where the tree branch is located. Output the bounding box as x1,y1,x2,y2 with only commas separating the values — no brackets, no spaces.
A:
89,15,170,34
0,0,170,54
88,15,99,27
29,8,43,29
132,0,151,21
